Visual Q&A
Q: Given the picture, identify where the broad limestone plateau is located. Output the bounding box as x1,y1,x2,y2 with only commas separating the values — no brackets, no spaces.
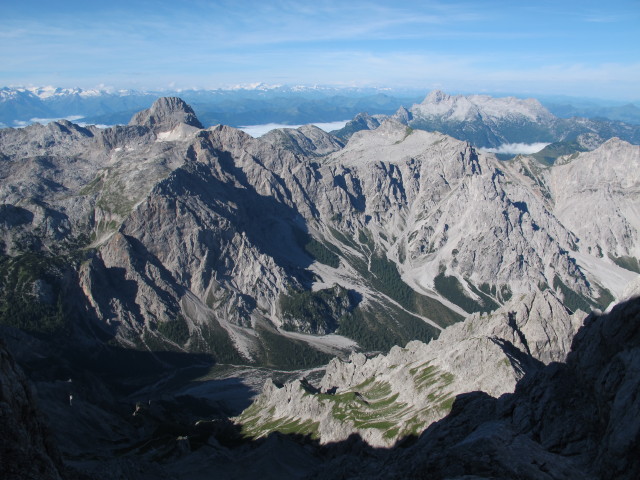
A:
0,93,639,479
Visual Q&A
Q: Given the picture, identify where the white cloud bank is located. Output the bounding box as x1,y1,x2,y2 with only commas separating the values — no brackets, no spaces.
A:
29,115,85,124
239,120,349,138
482,142,550,155
12,115,86,128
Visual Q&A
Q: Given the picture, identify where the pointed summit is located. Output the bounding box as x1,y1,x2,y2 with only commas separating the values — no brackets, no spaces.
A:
423,89,451,103
129,97,203,131
391,105,413,125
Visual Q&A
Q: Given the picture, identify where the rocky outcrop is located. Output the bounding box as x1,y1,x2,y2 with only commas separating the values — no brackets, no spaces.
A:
129,96,203,131
549,138,640,260
306,295,640,480
332,112,383,140
237,290,584,446
261,124,345,156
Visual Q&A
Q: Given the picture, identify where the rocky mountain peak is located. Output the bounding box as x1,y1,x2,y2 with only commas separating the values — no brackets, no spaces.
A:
598,136,628,149
391,105,413,124
261,124,345,156
128,96,204,131
424,89,450,103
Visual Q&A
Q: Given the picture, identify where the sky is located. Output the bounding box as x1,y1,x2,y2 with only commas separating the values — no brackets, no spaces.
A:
1,0,639,100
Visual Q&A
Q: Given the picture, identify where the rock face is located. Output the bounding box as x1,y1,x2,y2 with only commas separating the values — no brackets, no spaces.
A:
332,112,383,140
0,97,638,367
237,290,584,446
0,341,64,480
313,296,640,480
549,137,640,260
339,89,640,149
261,124,345,156
129,96,204,131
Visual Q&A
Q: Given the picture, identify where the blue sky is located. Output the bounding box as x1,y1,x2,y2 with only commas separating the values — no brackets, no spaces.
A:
1,0,639,99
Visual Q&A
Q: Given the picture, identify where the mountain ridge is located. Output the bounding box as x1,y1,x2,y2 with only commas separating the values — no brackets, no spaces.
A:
1,97,638,366
0,96,639,479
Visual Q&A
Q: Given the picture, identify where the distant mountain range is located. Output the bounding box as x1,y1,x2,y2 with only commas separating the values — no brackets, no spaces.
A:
2,85,639,134
0,85,423,129
334,90,640,152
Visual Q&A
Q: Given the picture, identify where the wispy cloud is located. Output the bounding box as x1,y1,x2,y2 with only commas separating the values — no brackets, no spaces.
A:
29,115,84,124
1,1,638,99
582,14,622,23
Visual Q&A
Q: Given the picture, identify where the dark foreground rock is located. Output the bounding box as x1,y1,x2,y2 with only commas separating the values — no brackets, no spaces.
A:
310,296,640,479
0,340,64,480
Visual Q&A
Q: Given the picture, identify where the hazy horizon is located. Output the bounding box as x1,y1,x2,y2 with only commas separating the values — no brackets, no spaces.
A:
2,1,639,101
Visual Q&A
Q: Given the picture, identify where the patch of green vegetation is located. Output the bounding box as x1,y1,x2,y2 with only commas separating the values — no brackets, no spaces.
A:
241,415,320,439
142,329,174,352
352,377,375,390
467,282,500,312
397,243,406,264
517,163,553,200
279,285,355,334
321,384,408,430
479,283,496,297
410,363,455,393
411,363,439,390
358,229,371,247
337,301,440,352
329,226,360,250
0,253,71,335
190,320,244,364
441,372,454,385
96,190,136,217
330,229,462,344
365,253,463,328
500,284,513,302
91,219,120,241
383,426,400,440
401,415,428,438
595,286,615,309
394,127,415,144
610,255,640,274
257,325,333,369
316,391,359,405
531,140,588,166
434,271,486,313
292,227,340,268
157,314,190,345
439,395,455,413
78,174,105,196
553,275,593,313
366,381,392,400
